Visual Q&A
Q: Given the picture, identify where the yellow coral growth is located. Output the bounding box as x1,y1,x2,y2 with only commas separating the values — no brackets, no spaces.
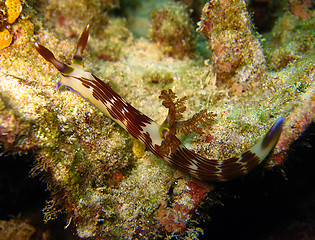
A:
0,28,13,50
5,0,22,24
132,138,146,158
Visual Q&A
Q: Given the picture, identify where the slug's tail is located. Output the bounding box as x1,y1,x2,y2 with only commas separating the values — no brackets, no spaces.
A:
250,116,284,165
164,117,284,181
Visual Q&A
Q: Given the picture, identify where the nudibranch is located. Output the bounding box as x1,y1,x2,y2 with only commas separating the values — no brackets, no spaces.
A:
34,25,284,182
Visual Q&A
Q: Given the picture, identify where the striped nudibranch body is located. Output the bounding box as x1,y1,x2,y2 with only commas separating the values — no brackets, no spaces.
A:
35,25,284,182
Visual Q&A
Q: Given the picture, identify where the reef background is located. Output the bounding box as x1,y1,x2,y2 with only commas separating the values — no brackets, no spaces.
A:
0,0,314,239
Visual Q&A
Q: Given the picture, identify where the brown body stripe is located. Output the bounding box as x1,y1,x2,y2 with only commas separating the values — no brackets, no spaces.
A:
68,75,279,182
74,76,152,140
162,146,261,181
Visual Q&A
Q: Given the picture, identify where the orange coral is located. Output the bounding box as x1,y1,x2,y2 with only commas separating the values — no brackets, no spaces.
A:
0,28,12,50
0,0,22,50
5,0,22,24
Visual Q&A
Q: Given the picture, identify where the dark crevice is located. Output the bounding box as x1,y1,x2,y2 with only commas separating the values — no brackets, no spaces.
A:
0,152,79,240
201,122,315,240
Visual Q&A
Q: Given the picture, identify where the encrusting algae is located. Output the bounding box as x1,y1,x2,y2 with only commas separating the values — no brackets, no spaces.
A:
0,0,314,239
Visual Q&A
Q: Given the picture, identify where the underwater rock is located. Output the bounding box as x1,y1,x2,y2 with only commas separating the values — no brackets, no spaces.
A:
197,0,266,86
0,0,314,239
149,1,195,59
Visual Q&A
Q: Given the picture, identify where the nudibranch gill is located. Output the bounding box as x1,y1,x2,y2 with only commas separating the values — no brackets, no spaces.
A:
34,25,284,182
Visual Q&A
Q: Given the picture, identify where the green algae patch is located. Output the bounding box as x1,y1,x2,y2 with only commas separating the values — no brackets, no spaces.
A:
37,106,62,146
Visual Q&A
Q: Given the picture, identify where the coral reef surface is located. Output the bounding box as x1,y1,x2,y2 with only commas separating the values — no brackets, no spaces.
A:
0,0,314,239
